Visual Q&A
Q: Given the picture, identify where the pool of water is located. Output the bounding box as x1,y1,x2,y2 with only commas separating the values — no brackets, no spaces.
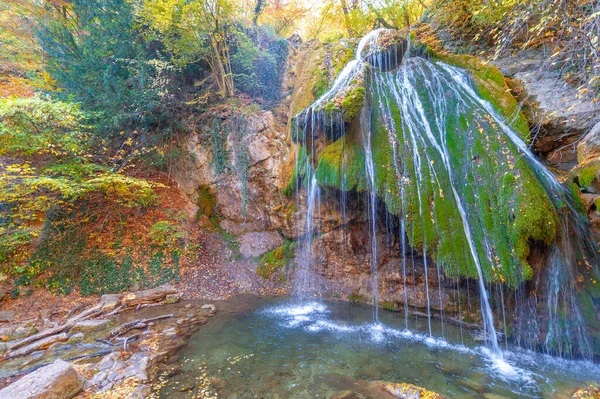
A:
158,296,600,398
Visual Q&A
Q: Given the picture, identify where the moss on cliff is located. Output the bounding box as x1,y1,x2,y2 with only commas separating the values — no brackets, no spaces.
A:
341,86,366,123
257,240,296,280
436,53,531,141
282,146,308,196
315,135,366,191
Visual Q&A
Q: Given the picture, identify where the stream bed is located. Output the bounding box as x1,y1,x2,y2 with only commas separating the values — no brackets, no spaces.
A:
159,296,600,398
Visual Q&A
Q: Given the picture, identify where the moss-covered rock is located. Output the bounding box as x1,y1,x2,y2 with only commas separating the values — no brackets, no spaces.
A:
291,30,560,286
282,146,308,196
256,241,295,279
436,53,531,141
315,135,366,191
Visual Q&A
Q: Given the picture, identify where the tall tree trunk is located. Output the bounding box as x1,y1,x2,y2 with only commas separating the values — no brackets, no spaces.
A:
339,0,354,36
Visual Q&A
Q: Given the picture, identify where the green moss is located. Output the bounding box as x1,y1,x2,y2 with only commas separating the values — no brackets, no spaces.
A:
577,165,599,187
256,240,296,279
197,185,215,217
341,86,366,123
282,146,308,196
379,300,396,311
348,292,366,302
315,136,366,191
436,53,531,141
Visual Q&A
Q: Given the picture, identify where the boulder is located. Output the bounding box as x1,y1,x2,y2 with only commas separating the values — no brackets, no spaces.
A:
493,50,600,168
238,231,284,258
578,122,600,164
99,294,121,312
0,311,15,322
0,359,82,399
128,384,152,399
70,319,111,333
66,333,84,344
383,382,444,399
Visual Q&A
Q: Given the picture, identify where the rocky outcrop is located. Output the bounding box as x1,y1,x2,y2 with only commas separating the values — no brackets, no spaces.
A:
578,122,600,164
172,109,295,238
0,359,82,399
493,49,600,169
238,231,284,258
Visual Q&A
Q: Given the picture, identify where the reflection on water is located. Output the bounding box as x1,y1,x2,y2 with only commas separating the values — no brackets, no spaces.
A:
159,296,600,398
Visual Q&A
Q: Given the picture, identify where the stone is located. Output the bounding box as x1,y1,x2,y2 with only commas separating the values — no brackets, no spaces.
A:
238,231,284,258
70,319,111,333
211,378,227,391
383,382,444,399
0,311,15,322
332,390,360,399
571,385,600,398
578,122,600,164
0,287,7,302
164,294,181,304
128,384,152,399
122,353,149,381
11,326,38,340
66,333,84,344
184,304,193,309
0,359,82,399
99,294,122,312
201,304,216,314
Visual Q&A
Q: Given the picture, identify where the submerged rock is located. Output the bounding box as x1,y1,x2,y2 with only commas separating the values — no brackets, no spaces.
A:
0,359,82,399
383,382,445,399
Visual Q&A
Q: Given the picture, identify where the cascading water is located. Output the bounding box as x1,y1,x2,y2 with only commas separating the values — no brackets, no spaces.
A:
289,28,600,366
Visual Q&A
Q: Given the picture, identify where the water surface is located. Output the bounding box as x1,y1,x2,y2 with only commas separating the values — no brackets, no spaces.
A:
159,296,600,398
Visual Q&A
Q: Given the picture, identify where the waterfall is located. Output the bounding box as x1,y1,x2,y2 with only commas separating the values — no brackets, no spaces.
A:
290,28,599,363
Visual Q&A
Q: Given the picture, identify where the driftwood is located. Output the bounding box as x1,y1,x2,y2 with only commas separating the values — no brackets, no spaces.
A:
3,284,180,361
6,305,102,352
121,334,139,351
122,285,176,307
109,314,174,338
7,333,68,359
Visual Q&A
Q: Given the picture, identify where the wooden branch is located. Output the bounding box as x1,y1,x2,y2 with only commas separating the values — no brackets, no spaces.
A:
109,314,174,338
6,305,102,351
7,333,68,359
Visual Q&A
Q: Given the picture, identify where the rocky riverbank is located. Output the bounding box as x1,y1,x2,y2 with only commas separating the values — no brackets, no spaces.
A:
0,284,217,398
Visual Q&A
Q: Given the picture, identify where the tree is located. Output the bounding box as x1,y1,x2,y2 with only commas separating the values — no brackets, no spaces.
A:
38,0,178,135
135,0,236,98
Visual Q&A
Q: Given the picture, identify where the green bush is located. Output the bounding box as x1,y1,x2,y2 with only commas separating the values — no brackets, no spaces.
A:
231,26,288,101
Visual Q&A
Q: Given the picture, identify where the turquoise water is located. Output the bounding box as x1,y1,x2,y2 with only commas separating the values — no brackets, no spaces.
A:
159,296,600,398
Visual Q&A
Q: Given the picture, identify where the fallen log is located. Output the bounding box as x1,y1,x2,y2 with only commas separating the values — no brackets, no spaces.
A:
122,284,177,307
109,314,174,338
6,305,102,351
7,333,68,359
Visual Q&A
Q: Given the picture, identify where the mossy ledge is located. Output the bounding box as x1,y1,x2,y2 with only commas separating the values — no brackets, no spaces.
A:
287,31,561,287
